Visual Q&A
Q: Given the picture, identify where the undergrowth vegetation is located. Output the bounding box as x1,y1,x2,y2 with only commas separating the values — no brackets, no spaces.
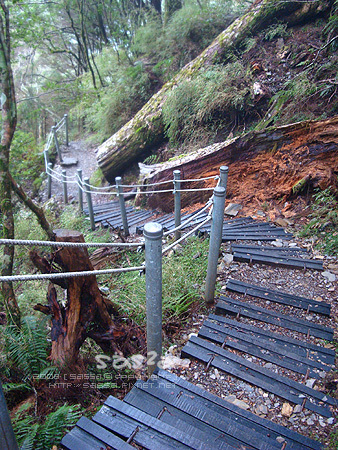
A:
300,188,338,255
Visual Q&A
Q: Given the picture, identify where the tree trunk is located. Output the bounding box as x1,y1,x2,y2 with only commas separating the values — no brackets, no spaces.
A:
0,1,20,327
138,116,338,212
31,229,144,367
96,0,333,182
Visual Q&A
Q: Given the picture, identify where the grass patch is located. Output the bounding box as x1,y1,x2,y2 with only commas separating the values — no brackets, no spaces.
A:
299,188,338,255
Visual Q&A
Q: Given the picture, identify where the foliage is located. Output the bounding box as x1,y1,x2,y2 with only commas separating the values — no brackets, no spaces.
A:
13,402,81,450
299,188,338,255
263,23,288,41
107,236,209,324
2,316,51,380
162,62,252,146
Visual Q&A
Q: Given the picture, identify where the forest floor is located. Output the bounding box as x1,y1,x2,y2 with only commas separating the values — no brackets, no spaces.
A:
38,137,337,448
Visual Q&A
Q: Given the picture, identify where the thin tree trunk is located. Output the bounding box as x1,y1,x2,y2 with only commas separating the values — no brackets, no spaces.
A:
0,1,20,327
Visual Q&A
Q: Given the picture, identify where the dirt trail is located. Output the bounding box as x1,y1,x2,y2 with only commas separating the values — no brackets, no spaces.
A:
41,139,109,206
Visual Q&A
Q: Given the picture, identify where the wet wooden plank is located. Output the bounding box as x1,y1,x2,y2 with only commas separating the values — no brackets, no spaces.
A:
124,387,242,450
155,369,323,450
233,250,323,270
209,314,335,368
94,395,212,449
216,297,334,340
199,319,322,378
226,279,331,316
182,337,335,417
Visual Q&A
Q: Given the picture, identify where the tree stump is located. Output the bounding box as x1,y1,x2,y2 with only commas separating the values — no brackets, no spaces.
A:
32,229,144,367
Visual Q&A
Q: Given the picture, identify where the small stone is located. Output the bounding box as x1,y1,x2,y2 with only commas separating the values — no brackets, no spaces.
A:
306,418,315,426
322,271,336,282
233,399,250,410
224,395,237,403
214,369,220,379
282,403,293,417
209,374,216,380
271,240,283,247
255,404,268,415
293,405,302,414
276,437,285,444
327,417,334,425
319,420,326,427
264,363,274,370
305,378,316,389
223,253,234,265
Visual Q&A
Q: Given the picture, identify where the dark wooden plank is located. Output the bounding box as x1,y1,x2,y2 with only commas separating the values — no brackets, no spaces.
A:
231,244,308,253
74,416,134,449
216,297,334,340
94,395,213,450
226,279,331,316
155,369,323,450
182,337,334,417
61,427,108,450
209,314,335,368
233,250,323,270
124,387,245,450
199,320,322,378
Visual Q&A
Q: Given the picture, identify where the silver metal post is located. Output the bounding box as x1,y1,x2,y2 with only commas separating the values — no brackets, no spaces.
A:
44,149,50,166
219,166,229,192
144,222,163,376
115,176,129,237
47,163,52,199
52,126,62,162
77,169,83,212
173,170,181,241
84,177,95,231
0,379,19,450
62,170,68,204
64,114,69,146
205,186,226,304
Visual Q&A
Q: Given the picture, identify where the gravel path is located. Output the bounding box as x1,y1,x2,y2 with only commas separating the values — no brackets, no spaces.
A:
170,236,337,448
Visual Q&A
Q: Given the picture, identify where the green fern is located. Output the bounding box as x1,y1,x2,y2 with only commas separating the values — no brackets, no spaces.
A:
13,403,81,450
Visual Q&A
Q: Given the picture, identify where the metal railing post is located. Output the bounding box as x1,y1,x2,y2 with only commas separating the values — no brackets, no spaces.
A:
205,186,226,304
47,163,52,199
144,222,163,376
77,169,83,212
219,165,229,192
115,177,129,237
173,170,181,241
62,170,68,204
84,177,95,231
52,125,62,162
0,379,19,450
44,149,50,166
64,114,69,146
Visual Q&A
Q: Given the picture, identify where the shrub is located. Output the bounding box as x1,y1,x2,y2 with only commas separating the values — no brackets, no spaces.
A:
162,62,252,146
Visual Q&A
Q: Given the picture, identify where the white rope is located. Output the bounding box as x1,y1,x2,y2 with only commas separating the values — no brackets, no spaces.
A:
174,187,215,193
0,239,143,248
163,201,212,237
0,266,145,283
162,216,212,255
179,175,219,183
119,179,173,188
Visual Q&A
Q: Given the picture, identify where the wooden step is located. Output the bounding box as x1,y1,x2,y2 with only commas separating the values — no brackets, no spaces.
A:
226,278,331,316
182,336,335,418
216,297,334,340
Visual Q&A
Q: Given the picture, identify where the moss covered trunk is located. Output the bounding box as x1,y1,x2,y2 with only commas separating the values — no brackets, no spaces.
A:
140,116,338,212
97,0,333,182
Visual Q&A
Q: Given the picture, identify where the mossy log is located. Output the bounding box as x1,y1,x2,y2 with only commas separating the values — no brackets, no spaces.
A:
96,0,333,182
31,229,144,368
139,116,338,212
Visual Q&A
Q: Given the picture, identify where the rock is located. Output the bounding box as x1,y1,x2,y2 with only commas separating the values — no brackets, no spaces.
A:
264,363,274,370
327,417,335,425
327,263,338,274
276,437,285,444
233,399,250,410
305,378,316,389
271,240,283,247
159,355,191,370
282,403,293,417
61,157,78,166
214,369,220,379
306,418,315,426
322,271,336,282
275,218,289,227
224,203,242,216
255,404,268,415
224,395,237,403
223,253,234,265
293,404,302,414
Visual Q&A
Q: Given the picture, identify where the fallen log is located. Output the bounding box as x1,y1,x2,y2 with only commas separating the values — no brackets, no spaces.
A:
138,116,338,212
31,229,144,367
96,0,333,182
